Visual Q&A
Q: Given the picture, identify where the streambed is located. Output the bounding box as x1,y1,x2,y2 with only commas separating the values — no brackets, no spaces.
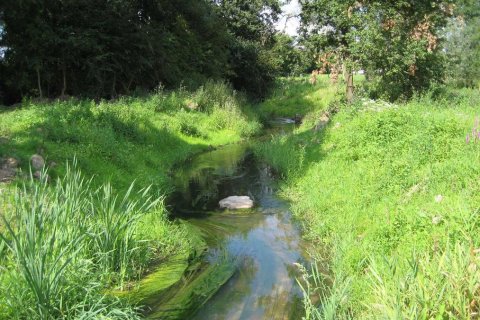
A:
145,122,311,319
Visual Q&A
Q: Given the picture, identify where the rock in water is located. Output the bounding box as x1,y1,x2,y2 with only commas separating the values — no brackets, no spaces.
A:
31,154,45,170
219,196,254,210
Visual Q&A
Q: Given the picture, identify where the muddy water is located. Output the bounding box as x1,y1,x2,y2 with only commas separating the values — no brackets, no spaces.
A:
167,125,309,320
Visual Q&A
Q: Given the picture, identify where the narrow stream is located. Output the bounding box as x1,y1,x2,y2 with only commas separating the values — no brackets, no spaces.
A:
165,122,310,319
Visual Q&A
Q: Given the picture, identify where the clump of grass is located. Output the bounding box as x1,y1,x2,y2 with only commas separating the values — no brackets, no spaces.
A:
0,162,188,319
296,261,352,320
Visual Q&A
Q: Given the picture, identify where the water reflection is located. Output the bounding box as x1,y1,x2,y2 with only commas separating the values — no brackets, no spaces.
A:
168,137,308,319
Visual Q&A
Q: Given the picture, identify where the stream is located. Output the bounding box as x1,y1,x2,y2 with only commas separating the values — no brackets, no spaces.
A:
134,119,308,320
146,121,310,319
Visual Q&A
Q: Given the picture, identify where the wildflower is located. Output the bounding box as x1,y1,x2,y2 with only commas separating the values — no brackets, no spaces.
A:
466,133,471,144
434,195,443,203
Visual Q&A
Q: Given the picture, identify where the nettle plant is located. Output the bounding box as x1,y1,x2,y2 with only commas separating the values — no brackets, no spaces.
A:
466,118,480,144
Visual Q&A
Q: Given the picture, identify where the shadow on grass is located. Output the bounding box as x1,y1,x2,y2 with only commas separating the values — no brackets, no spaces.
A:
0,100,207,194
256,121,329,187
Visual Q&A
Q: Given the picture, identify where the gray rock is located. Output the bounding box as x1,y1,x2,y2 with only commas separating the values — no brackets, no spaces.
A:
33,171,42,180
219,196,254,210
31,154,45,170
2,157,19,170
0,169,16,182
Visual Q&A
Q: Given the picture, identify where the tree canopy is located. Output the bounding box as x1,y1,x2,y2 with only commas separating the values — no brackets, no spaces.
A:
300,0,457,100
0,0,284,104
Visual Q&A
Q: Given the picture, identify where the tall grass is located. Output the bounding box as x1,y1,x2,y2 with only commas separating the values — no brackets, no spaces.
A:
0,162,184,319
0,80,261,319
256,83,480,318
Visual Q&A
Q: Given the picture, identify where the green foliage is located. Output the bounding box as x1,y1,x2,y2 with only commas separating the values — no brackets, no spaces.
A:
0,165,158,319
256,75,343,119
444,1,480,88
271,33,312,76
256,78,480,318
0,0,232,100
0,81,260,319
0,0,286,103
215,0,284,98
300,0,455,101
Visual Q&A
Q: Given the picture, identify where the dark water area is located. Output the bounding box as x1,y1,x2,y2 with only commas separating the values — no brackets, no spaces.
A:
165,122,309,319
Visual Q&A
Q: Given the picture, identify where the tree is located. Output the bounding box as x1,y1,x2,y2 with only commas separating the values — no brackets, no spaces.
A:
300,0,456,101
444,0,480,87
0,0,287,103
0,0,232,101
214,0,284,97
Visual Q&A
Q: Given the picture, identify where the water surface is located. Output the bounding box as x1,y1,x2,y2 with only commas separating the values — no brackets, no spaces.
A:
168,130,310,319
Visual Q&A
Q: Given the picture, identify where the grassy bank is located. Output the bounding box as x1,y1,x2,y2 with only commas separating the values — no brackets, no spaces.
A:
256,75,341,120
0,81,260,191
256,78,480,318
0,81,260,319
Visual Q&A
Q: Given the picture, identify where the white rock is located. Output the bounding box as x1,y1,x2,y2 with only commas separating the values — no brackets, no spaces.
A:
219,196,254,210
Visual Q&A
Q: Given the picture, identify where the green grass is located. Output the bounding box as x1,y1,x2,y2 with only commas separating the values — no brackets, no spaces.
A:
0,81,261,319
0,80,260,192
256,75,342,120
256,79,480,319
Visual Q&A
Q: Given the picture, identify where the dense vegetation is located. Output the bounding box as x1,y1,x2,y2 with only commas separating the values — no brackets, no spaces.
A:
0,82,259,318
0,0,287,103
1,0,480,319
256,76,480,318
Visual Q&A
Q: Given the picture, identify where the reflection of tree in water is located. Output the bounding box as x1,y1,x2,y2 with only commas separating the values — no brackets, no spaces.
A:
168,137,310,319
189,213,267,245
170,144,254,212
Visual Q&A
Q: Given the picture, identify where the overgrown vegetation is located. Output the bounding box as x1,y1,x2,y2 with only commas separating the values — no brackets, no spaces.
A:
257,75,342,119
0,82,260,319
256,77,480,318
0,81,260,190
1,0,479,318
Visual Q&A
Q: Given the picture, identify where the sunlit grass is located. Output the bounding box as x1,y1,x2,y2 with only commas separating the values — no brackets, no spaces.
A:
0,81,261,192
257,81,480,318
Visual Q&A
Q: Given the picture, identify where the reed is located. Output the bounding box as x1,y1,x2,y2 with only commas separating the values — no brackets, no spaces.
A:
0,162,163,318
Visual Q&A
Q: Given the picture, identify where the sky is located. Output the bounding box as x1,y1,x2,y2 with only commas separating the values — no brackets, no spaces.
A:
276,0,301,37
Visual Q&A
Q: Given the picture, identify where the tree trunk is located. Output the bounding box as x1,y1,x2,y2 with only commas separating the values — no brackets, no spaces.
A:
342,63,348,83
346,69,354,104
61,64,67,97
36,67,43,99
111,73,117,98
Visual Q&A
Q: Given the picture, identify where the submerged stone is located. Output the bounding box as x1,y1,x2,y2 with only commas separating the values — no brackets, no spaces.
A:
219,196,253,209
